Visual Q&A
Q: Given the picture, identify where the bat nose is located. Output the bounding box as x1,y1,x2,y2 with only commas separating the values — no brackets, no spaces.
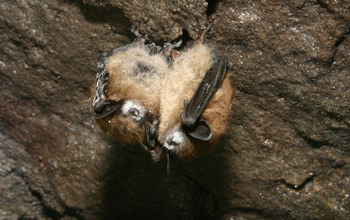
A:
164,140,177,150
128,108,143,121
129,108,140,117
163,130,186,150
166,139,178,148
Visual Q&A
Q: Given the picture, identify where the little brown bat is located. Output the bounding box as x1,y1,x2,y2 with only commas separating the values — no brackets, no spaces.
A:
92,29,175,145
92,27,234,162
154,29,235,160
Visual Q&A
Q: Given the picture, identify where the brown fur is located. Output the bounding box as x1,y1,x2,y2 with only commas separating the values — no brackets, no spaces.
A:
106,47,168,114
96,113,146,144
176,70,235,159
158,41,235,159
92,36,235,160
94,46,169,144
158,42,213,142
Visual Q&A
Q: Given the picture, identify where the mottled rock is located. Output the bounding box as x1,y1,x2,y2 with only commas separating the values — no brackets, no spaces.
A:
0,0,349,219
82,0,208,41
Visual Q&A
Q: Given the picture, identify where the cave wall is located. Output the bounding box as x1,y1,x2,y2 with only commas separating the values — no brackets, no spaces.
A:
0,0,349,219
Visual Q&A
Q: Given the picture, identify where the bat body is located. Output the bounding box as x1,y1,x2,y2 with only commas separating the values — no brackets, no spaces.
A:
156,36,235,159
92,33,170,144
92,27,234,162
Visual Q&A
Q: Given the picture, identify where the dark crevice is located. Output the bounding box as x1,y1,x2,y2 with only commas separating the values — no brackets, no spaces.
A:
4,18,47,49
315,0,336,14
331,161,346,169
18,215,38,220
65,0,132,37
25,184,63,220
324,110,346,122
295,130,329,149
42,206,63,220
180,171,219,213
62,207,85,220
329,27,350,68
277,173,315,191
25,178,85,220
334,28,350,48
156,30,185,46
182,28,193,42
320,158,346,169
233,207,265,217
206,0,222,16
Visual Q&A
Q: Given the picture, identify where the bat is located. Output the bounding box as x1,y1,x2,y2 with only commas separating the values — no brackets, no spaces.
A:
92,26,234,164
152,27,235,161
92,29,180,145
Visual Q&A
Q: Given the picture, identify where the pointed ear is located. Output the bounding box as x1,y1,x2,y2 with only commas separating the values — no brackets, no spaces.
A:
93,102,119,119
186,120,212,141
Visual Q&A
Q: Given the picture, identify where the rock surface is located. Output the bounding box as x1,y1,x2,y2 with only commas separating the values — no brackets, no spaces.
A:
0,0,349,219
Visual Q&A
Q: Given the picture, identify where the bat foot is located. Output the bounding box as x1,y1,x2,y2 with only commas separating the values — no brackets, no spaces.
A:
145,121,159,147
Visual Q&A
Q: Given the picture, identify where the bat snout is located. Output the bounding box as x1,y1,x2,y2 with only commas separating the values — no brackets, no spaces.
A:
121,100,147,122
163,129,186,151
128,108,141,120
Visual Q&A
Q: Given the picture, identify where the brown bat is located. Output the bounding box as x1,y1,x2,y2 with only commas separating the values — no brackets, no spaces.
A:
152,29,235,161
92,27,234,163
92,29,179,147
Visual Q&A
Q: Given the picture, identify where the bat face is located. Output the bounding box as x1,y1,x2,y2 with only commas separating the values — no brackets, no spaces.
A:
91,27,234,162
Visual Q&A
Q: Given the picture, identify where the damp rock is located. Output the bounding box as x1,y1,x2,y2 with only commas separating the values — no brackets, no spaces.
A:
0,0,349,219
82,0,208,41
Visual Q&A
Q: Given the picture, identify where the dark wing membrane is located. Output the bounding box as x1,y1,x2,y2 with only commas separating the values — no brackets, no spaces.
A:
93,102,120,119
185,120,212,141
182,55,229,140
92,43,135,117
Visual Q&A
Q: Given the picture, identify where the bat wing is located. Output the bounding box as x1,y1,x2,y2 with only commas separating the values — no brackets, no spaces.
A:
92,43,135,118
93,102,120,119
182,55,229,141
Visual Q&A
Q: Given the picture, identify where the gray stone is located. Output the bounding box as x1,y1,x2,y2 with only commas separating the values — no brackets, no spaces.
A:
0,0,349,219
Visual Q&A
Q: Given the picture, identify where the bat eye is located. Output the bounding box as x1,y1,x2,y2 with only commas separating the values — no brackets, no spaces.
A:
129,108,140,118
93,102,120,119
121,100,146,122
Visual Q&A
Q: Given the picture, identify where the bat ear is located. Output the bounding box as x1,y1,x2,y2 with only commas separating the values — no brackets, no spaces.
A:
93,102,119,119
186,120,212,141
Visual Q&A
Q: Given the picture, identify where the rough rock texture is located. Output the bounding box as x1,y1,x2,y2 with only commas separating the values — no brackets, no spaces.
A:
0,0,349,219
82,0,208,41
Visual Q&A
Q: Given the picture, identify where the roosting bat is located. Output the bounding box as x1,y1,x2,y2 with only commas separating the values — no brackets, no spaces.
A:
91,29,173,145
91,27,234,162
154,28,235,161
